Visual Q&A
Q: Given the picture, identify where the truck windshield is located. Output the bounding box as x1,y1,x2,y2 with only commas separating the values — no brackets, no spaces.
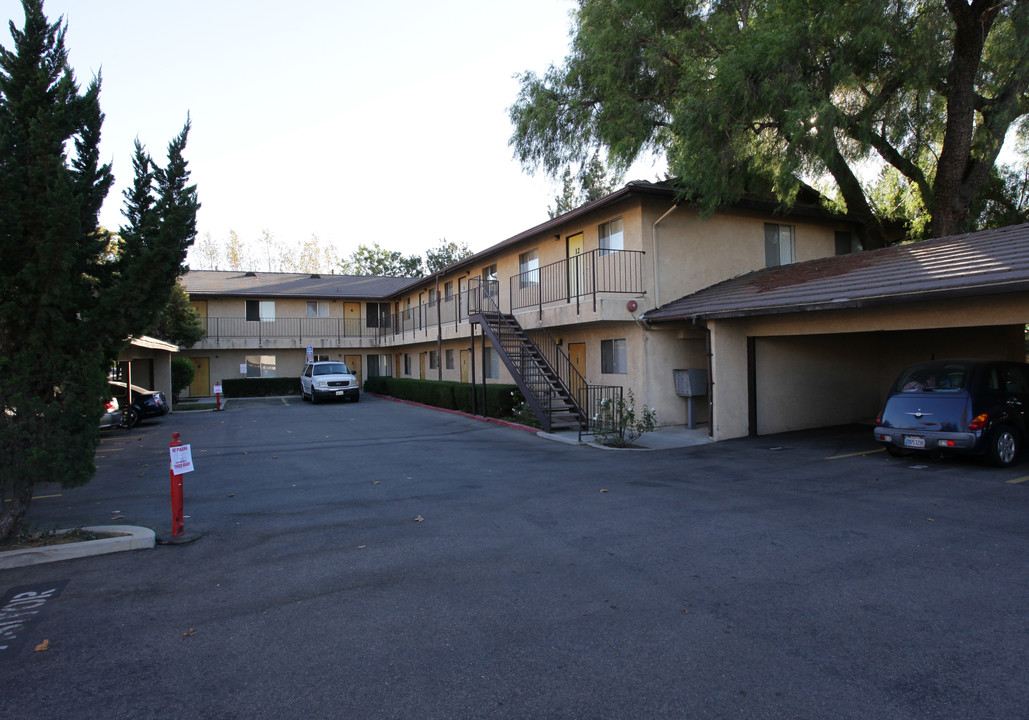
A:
313,363,348,376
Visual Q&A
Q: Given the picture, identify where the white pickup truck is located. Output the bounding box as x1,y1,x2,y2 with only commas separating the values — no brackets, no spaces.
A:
300,361,360,404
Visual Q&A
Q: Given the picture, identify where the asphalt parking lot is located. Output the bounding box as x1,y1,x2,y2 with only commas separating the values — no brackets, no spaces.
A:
2,394,1028,719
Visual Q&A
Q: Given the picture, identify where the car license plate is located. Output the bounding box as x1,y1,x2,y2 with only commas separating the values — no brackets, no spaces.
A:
903,435,926,448
335,390,345,396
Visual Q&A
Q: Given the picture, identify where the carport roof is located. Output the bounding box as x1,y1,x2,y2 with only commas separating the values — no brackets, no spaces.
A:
644,222,1029,322
180,270,418,299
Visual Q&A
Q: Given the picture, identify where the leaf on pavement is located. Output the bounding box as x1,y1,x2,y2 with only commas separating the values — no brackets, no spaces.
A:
34,639,50,652
414,515,425,522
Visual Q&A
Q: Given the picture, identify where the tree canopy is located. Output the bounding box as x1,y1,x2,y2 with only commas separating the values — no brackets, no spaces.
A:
510,0,1029,247
340,239,474,277
548,154,624,218
424,239,473,274
0,0,198,542
341,242,424,277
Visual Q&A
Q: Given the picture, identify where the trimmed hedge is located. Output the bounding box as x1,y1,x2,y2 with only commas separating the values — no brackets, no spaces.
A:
221,377,300,397
363,377,521,418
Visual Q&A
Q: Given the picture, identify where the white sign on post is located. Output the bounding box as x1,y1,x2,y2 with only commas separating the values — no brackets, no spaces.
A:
170,444,195,474
212,383,223,395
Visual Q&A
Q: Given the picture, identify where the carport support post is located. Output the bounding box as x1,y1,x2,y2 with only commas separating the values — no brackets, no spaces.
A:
169,433,184,537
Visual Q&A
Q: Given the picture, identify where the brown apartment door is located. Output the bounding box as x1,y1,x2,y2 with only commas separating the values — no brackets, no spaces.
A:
189,357,210,397
343,303,360,336
344,355,362,387
460,350,470,383
568,342,587,403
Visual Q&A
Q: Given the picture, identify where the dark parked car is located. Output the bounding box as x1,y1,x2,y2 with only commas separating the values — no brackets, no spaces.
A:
99,397,123,430
874,359,1029,467
109,381,170,428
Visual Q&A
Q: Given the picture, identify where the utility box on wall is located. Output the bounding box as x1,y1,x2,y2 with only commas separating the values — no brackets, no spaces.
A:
673,369,708,429
673,369,708,398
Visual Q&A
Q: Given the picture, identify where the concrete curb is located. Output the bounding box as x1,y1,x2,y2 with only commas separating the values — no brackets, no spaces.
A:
0,525,155,570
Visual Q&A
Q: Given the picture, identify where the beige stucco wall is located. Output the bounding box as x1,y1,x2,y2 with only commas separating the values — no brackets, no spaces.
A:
643,205,855,311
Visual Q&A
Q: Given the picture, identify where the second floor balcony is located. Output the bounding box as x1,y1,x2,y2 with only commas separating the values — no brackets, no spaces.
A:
191,249,645,349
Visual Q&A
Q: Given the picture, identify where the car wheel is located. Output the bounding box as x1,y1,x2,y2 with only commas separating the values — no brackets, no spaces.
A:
311,391,319,405
120,406,139,429
352,393,360,403
987,425,1018,467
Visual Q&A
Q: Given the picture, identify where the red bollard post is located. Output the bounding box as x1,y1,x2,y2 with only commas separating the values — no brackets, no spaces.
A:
169,432,184,537
215,390,222,411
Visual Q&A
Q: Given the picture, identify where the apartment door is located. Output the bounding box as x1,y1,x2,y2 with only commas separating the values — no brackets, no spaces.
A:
568,342,587,403
419,353,426,380
344,355,362,387
343,302,360,336
567,232,584,298
188,357,210,397
460,350,470,383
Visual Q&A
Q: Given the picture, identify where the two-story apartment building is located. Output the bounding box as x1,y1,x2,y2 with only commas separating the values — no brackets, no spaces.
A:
181,180,873,438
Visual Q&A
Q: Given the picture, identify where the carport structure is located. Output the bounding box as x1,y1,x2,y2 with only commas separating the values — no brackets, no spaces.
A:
644,223,1029,441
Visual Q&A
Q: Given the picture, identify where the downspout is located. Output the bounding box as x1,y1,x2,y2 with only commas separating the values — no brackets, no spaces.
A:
652,203,679,309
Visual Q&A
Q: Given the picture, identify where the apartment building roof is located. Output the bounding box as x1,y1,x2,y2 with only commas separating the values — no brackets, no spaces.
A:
421,179,852,281
644,223,1029,322
181,270,418,299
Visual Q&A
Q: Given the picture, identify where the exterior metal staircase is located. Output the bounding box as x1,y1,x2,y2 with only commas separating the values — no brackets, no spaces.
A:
469,280,589,433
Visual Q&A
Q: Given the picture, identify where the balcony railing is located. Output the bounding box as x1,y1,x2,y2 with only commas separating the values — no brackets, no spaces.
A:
194,252,643,345
510,248,645,315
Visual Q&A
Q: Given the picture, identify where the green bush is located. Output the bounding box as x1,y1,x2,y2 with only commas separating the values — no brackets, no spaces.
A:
361,377,520,418
170,357,196,400
221,377,300,397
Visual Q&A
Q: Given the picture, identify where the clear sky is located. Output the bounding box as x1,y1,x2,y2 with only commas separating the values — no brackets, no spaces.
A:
1,0,665,266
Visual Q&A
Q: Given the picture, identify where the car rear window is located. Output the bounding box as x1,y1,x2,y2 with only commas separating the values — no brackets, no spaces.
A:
893,362,969,393
313,363,348,376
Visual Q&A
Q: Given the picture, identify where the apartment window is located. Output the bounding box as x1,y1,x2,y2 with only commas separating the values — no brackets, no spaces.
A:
519,249,539,288
445,348,455,370
835,230,858,256
366,302,391,328
428,288,437,307
444,281,454,299
429,350,439,370
483,347,500,379
482,263,497,282
245,354,276,378
404,353,411,375
600,339,627,374
764,224,795,267
306,301,328,317
599,217,624,256
245,300,275,322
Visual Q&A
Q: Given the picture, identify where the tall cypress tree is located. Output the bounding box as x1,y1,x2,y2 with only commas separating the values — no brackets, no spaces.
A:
0,0,198,542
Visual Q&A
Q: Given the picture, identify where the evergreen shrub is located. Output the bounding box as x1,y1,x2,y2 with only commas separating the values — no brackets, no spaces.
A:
361,377,521,418
221,377,300,397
